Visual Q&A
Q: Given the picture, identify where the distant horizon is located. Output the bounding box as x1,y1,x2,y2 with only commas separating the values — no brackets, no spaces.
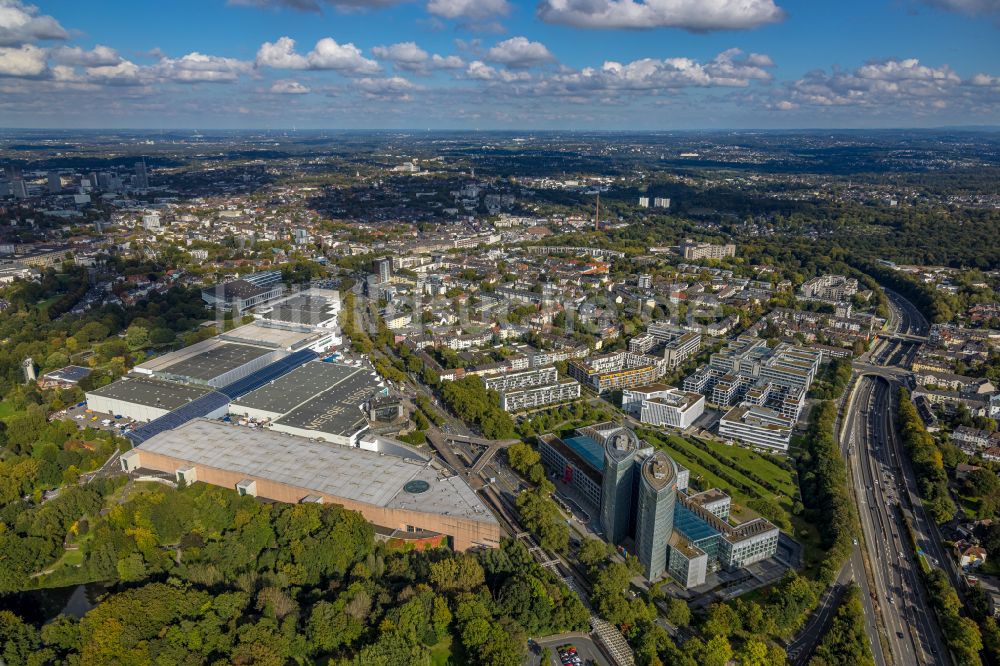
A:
3,126,1000,134
0,1,997,129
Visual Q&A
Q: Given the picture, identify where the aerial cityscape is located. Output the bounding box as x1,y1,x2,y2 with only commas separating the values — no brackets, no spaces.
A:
0,1,999,666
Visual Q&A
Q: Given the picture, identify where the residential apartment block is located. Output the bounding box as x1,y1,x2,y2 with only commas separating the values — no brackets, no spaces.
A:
567,350,666,394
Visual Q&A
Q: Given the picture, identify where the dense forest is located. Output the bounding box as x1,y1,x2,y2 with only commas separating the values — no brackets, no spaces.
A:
0,482,589,665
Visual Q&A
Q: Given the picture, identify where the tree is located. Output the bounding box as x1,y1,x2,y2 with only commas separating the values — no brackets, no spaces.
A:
430,555,485,593
664,598,691,628
125,324,149,351
507,441,540,475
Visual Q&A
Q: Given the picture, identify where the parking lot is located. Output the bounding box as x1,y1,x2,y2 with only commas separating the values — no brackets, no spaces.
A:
527,636,610,666
60,401,139,436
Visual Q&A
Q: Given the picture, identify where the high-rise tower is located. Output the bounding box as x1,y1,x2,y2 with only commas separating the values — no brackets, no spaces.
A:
635,450,678,580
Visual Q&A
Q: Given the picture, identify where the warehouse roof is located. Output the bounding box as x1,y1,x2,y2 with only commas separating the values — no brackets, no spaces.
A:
88,374,214,410
135,419,497,524
272,363,382,437
230,361,371,419
156,342,274,382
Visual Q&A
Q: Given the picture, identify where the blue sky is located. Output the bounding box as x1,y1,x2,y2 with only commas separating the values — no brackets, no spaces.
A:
1,0,998,129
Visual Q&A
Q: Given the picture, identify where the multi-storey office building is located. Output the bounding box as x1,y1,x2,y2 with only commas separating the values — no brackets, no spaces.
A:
622,383,705,430
635,451,679,580
538,422,780,585
718,405,794,452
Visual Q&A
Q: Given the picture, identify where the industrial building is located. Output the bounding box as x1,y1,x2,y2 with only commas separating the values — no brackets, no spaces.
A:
567,351,666,394
258,288,341,330
202,270,285,313
622,384,705,430
135,340,279,388
120,419,501,551
85,309,342,426
229,361,385,447
86,375,218,423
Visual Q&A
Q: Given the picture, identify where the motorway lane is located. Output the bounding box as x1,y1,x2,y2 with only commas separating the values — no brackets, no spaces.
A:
849,376,948,665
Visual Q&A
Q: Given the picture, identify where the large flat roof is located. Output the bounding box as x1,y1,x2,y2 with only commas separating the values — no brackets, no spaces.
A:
88,374,214,410
135,419,496,524
262,294,338,326
220,321,329,351
158,342,274,381
272,363,382,437
231,361,368,418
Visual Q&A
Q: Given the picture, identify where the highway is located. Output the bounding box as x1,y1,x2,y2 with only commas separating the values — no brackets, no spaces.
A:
846,375,947,665
837,285,955,665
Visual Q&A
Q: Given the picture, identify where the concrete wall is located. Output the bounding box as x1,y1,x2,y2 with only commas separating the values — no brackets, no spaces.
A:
85,394,169,423
128,449,501,552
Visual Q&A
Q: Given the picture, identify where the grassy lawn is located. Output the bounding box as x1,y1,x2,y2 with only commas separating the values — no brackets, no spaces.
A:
640,430,798,512
0,401,16,421
429,634,454,666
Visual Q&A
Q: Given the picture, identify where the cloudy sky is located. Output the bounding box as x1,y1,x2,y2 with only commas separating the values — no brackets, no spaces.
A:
1,0,998,129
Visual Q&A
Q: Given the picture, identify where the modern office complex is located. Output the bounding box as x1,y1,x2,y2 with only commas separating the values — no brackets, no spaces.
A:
683,335,821,422
635,451,679,579
538,422,779,584
718,404,795,451
567,351,667,394
644,324,702,370
120,419,500,551
622,384,705,430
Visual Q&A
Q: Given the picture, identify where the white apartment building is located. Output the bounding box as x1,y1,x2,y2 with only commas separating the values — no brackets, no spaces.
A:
483,366,559,392
499,378,581,412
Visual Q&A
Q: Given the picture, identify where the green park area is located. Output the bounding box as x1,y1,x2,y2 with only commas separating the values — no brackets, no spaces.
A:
638,429,823,571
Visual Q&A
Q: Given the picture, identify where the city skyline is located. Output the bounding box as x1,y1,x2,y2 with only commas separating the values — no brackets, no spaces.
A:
0,0,998,129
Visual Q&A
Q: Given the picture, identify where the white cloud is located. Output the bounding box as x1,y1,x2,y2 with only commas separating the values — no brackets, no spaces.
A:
465,60,497,80
356,75,417,98
50,45,122,67
536,0,785,31
921,0,1000,14
372,41,464,73
256,35,379,74
779,58,968,109
538,48,773,93
486,37,555,68
154,52,252,83
309,37,380,73
84,59,143,85
427,0,511,20
270,79,311,93
0,43,45,76
256,36,309,69
0,0,68,46
971,73,1000,86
